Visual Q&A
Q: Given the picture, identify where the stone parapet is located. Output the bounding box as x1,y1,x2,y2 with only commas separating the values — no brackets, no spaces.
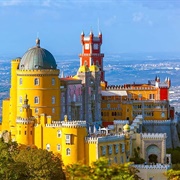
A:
132,164,171,170
141,133,166,139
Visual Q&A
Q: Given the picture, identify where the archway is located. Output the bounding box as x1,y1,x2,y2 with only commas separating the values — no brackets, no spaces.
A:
148,154,158,164
146,144,160,164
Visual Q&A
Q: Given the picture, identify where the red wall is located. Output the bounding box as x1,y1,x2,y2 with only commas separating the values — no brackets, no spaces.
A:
160,88,168,100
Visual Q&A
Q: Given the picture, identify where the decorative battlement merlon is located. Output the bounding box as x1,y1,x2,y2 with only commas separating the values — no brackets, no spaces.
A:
61,120,87,127
16,117,34,124
85,134,125,143
106,85,156,90
113,120,129,125
143,120,171,125
132,164,171,170
141,133,166,139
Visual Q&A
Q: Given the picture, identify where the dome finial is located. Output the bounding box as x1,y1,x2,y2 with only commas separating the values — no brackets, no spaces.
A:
36,38,40,47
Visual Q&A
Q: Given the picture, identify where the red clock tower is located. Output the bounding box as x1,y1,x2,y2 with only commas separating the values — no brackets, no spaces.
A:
79,31,105,81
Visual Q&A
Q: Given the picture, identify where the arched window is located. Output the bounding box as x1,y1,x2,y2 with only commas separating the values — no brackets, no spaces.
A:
19,78,22,85
46,144,50,151
57,144,61,151
52,108,55,113
52,96,55,104
19,96,22,104
35,108,39,113
66,148,71,156
34,97,39,104
73,94,76,102
52,78,55,85
57,130,61,138
34,78,39,85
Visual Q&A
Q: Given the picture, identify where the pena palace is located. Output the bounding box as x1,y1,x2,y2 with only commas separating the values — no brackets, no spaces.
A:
0,30,178,179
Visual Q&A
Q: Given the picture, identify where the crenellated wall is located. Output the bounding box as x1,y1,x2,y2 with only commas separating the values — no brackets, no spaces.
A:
143,120,180,148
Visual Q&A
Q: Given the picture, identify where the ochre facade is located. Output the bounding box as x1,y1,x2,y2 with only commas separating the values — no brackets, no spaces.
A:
0,32,173,169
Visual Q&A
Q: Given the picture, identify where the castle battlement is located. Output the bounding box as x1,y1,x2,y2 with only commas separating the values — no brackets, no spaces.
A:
86,134,125,144
143,120,171,125
16,117,34,124
106,85,156,91
113,120,129,125
132,164,171,170
141,133,166,139
12,59,20,62
61,120,87,127
45,123,61,127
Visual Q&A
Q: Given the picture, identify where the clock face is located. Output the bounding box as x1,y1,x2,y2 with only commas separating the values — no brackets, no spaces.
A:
93,44,98,50
85,44,89,49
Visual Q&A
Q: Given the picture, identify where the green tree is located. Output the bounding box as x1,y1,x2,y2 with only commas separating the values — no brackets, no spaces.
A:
0,138,26,180
166,169,180,180
66,163,91,180
66,157,140,180
167,147,180,164
130,147,145,164
0,138,65,180
14,147,65,180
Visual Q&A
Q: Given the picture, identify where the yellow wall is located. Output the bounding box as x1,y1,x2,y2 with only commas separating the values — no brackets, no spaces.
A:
9,59,20,127
16,70,60,121
61,126,87,166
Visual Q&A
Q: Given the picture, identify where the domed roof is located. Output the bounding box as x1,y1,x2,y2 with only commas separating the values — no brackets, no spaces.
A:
19,39,57,70
78,65,89,73
89,64,99,72
123,124,130,132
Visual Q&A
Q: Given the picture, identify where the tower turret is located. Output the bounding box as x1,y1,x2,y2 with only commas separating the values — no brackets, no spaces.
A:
79,31,105,81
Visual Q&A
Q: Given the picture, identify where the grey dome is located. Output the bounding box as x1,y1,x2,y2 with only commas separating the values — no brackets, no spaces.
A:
19,39,57,70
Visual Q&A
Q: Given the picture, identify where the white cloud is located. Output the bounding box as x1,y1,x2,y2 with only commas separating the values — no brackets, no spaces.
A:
132,12,144,22
104,15,117,26
0,0,24,6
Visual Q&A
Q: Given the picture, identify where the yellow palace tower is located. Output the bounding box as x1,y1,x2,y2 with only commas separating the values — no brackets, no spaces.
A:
2,38,60,145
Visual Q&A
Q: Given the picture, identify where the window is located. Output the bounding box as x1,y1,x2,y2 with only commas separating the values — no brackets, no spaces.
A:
66,134,71,144
20,107,22,112
114,157,117,163
19,78,22,85
46,144,50,151
121,144,125,153
34,97,39,104
19,96,22,104
52,96,55,104
19,131,21,135
66,148,71,156
57,144,61,151
120,156,124,163
73,94,76,102
115,145,119,154
34,78,39,85
35,108,39,113
52,78,55,85
57,130,61,138
107,104,110,108
24,131,26,135
102,146,106,155
85,44,89,49
149,94,155,100
109,145,112,155
52,108,55,113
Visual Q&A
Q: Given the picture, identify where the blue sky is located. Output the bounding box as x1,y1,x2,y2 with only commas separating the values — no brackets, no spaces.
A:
0,0,180,56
